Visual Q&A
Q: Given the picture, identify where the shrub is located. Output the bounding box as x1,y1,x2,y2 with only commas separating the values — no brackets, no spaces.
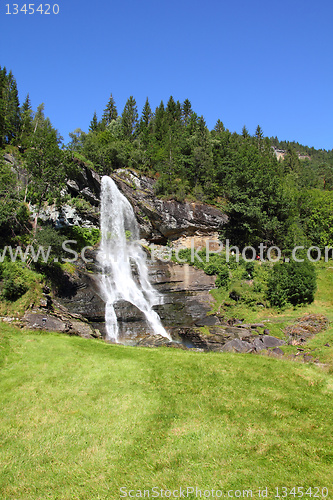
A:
266,260,317,308
64,226,100,248
2,277,28,301
215,267,230,289
0,261,42,302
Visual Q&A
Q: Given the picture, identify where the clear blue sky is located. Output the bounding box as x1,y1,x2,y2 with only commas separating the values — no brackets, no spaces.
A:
1,0,332,150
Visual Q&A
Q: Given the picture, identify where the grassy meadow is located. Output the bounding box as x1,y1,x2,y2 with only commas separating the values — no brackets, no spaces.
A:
0,261,333,499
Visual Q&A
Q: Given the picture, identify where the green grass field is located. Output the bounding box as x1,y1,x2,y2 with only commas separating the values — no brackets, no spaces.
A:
0,323,333,500
1,260,333,499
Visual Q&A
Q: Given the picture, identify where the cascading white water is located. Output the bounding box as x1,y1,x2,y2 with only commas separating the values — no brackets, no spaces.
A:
98,175,171,343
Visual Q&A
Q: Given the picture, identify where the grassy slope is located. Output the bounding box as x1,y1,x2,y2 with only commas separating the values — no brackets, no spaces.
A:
0,323,333,499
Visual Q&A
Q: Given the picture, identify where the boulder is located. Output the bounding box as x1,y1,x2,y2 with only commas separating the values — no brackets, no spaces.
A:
221,339,254,353
22,311,98,339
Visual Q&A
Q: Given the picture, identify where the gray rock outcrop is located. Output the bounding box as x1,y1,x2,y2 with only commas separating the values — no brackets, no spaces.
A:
111,169,228,243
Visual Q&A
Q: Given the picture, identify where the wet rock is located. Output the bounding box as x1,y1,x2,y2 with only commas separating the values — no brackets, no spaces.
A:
55,265,105,322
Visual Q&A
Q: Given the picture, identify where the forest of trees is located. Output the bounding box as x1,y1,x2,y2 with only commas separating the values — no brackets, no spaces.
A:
1,65,333,254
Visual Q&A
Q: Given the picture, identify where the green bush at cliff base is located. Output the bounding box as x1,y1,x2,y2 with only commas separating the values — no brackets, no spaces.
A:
267,260,317,308
0,324,332,499
0,261,43,301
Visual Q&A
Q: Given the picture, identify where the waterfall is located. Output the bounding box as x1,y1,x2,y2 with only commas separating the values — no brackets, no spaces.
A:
98,176,170,343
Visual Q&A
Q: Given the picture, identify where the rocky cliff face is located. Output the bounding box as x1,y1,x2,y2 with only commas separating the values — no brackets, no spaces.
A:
21,162,232,346
111,169,228,244
54,250,218,342
65,162,228,244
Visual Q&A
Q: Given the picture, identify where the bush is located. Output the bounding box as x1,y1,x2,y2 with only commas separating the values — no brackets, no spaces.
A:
0,261,43,302
215,267,230,289
266,260,317,308
64,226,100,248
2,277,28,301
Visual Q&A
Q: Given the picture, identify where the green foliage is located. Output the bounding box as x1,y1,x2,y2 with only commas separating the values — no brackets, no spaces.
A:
215,267,230,289
300,190,333,249
64,226,100,248
24,104,65,211
68,196,94,214
0,261,42,301
121,96,138,139
2,66,333,268
102,93,118,127
0,66,20,147
267,260,317,308
0,160,30,245
34,224,68,261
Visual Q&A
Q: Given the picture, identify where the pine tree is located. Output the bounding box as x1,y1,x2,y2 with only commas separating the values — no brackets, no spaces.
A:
102,93,118,127
0,67,7,147
140,97,152,128
121,96,138,139
7,72,20,143
0,67,20,146
255,125,264,150
138,97,153,146
214,119,225,134
182,99,193,126
153,101,166,142
19,94,33,148
166,96,177,124
242,125,249,138
89,111,98,132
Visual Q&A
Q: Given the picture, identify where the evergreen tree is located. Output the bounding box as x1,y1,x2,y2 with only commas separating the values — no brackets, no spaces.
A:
166,96,181,125
121,96,138,139
182,99,193,126
191,116,213,188
283,145,301,174
138,97,153,146
0,67,7,147
214,119,225,134
0,67,20,146
102,93,118,127
89,111,98,132
242,125,249,138
19,94,33,148
140,97,152,129
255,125,264,150
153,101,166,142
